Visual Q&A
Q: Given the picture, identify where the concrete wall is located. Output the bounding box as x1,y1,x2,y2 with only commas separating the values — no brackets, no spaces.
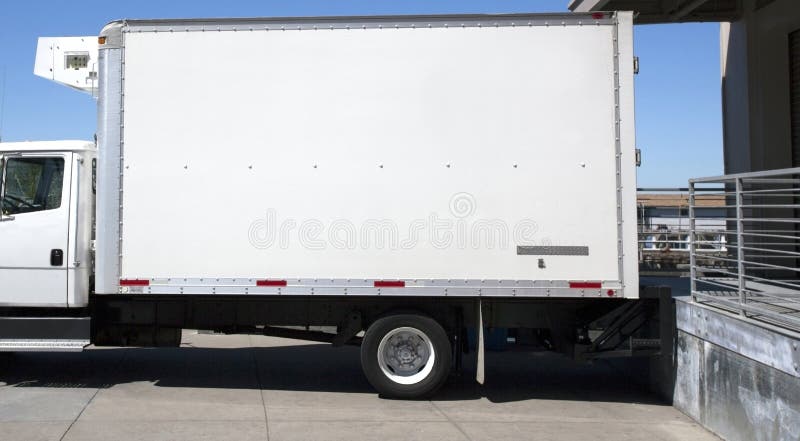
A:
722,0,800,172
674,300,800,441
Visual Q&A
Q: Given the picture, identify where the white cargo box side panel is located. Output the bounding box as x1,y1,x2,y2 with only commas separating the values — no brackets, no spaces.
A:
111,14,638,297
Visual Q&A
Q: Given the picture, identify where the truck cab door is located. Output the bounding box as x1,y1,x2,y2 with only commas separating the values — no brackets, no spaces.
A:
0,152,72,307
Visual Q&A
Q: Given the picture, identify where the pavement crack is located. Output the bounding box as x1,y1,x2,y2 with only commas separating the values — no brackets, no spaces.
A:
430,400,473,441
250,335,271,441
59,348,130,441
58,387,100,441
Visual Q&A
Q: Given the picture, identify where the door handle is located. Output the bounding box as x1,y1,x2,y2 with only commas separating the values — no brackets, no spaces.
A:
50,249,64,266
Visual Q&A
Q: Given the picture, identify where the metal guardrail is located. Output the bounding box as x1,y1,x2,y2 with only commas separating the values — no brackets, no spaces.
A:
689,168,800,332
637,188,726,273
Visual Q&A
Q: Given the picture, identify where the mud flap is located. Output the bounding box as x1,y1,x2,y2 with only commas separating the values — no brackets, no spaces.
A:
476,299,485,385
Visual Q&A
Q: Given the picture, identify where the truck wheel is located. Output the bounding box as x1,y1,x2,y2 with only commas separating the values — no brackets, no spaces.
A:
360,314,451,399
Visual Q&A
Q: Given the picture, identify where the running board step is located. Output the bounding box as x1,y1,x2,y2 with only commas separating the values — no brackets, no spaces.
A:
0,339,89,352
0,316,90,351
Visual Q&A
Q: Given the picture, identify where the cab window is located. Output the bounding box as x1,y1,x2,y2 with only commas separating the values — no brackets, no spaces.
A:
1,157,65,215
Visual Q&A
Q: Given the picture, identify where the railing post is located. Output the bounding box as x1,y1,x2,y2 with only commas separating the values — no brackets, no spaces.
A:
689,182,697,302
735,177,746,316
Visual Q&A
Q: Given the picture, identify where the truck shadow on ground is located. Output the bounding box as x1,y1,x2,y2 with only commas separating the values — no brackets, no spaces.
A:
0,342,663,405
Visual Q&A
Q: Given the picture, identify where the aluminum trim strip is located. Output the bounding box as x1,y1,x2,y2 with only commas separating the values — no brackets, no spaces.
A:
95,45,123,294
117,277,622,287
612,14,625,290
115,277,623,297
120,13,616,33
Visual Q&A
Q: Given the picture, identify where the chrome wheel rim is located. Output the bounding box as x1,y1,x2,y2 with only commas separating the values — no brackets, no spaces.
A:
376,326,435,385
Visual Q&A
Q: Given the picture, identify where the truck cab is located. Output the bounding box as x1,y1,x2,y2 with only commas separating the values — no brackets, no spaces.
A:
0,141,95,309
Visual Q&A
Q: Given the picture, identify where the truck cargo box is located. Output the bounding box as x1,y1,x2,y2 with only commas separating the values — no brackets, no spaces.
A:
94,12,638,299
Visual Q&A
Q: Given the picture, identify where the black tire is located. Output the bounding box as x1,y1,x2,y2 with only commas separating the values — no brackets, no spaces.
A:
360,314,451,399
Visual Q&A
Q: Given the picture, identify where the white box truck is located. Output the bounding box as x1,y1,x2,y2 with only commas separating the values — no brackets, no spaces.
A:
1,12,665,398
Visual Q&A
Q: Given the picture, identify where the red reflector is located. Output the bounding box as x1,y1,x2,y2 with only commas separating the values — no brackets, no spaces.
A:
119,279,149,286
607,289,615,297
569,281,602,289
374,280,405,288
256,279,287,287
591,12,605,19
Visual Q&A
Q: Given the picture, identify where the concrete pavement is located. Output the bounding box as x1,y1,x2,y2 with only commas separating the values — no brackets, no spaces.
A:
0,331,717,441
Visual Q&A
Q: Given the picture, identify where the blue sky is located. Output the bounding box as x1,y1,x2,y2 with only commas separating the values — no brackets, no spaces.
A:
0,0,722,187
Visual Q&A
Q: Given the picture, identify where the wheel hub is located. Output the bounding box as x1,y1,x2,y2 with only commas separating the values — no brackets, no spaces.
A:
377,326,436,385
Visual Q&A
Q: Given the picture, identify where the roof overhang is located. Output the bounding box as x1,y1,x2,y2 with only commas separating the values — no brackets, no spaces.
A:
568,0,745,24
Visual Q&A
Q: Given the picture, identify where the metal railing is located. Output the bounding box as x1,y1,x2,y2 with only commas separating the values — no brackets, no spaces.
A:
637,188,726,274
689,168,800,331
